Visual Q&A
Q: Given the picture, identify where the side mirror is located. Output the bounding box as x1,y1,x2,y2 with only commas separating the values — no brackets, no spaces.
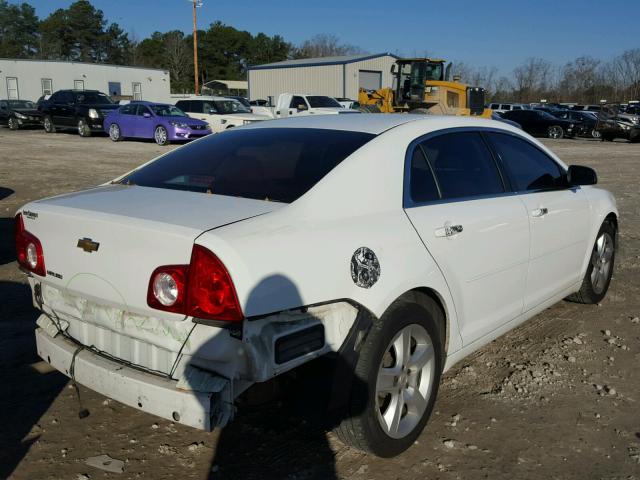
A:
567,165,597,186
143,112,151,118
297,104,308,111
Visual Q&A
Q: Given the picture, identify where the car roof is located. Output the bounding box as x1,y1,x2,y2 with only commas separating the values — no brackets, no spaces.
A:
243,113,517,135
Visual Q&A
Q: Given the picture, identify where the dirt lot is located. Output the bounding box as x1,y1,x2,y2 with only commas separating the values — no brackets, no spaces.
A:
1,128,639,480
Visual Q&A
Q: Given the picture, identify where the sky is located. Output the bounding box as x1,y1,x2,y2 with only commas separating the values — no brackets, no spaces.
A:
25,0,640,75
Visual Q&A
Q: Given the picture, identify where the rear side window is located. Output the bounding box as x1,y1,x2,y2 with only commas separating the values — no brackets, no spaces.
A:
120,104,136,115
409,147,439,203
420,132,504,200
121,128,375,203
487,132,565,191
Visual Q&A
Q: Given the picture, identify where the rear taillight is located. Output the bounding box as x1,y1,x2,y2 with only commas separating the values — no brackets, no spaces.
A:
147,265,187,314
15,213,46,276
147,245,243,322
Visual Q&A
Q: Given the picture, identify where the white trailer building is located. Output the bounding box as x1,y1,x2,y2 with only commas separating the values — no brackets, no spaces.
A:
247,53,398,102
0,58,171,102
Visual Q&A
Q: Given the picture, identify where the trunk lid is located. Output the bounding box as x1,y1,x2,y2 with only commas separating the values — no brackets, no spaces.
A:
24,184,281,318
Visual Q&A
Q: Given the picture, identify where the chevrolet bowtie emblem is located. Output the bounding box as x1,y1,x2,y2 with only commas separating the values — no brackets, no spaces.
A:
77,238,100,253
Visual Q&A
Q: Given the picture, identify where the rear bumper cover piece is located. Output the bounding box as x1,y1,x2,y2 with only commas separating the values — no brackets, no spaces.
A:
35,323,219,430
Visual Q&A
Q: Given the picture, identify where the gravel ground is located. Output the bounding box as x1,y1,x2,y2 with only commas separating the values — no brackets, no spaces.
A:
0,128,639,480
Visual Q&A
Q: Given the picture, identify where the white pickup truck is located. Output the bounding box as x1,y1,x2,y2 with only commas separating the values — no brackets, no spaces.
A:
252,93,358,118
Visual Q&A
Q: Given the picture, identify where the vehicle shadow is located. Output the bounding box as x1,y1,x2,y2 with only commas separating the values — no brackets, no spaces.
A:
0,187,14,201
188,274,369,479
0,280,68,478
0,217,16,265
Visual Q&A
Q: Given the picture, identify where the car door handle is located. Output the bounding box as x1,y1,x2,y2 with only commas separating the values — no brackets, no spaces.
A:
435,224,464,238
531,207,549,217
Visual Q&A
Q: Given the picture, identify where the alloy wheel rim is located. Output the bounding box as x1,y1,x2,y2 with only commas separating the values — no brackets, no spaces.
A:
590,232,614,294
375,323,435,439
109,124,119,140
44,118,51,131
155,127,167,144
78,120,86,135
9,118,17,129
549,126,562,139
592,129,601,138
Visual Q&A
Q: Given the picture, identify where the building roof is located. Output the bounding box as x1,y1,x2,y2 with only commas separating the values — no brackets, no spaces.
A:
204,79,248,90
0,57,168,73
248,53,399,70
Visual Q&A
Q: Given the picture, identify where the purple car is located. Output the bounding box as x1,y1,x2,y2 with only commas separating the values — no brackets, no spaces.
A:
104,101,211,146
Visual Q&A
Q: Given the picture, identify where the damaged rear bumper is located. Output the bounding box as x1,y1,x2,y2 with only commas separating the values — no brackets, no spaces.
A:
35,323,229,431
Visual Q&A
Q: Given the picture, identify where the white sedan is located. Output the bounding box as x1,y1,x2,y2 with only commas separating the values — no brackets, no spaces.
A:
17,115,617,457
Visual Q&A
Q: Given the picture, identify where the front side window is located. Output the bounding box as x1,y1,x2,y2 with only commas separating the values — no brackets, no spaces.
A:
136,105,151,116
120,128,375,203
487,132,565,191
119,104,136,115
420,132,504,200
290,96,307,110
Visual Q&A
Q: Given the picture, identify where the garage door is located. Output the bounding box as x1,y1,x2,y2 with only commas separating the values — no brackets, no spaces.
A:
359,70,382,91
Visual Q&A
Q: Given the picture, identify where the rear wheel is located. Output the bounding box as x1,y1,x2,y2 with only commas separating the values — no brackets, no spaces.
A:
154,125,169,146
8,117,19,130
334,293,444,457
109,123,122,142
77,118,91,137
547,125,564,139
43,115,56,133
567,221,615,304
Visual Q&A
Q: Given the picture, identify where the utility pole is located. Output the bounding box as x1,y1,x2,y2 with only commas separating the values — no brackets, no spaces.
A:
189,0,203,95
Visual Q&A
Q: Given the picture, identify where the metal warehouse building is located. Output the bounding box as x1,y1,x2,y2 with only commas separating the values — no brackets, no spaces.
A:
0,58,170,102
247,53,398,101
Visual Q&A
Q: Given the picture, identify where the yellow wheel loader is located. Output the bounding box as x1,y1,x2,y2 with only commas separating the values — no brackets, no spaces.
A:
358,58,492,117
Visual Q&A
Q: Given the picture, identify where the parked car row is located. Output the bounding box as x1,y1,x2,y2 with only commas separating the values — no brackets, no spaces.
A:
489,102,640,143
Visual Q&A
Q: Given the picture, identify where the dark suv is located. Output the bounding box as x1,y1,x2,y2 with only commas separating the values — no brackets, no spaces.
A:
39,89,119,137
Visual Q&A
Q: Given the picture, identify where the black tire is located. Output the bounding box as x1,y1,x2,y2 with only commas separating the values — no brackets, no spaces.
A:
334,293,445,457
43,115,56,133
547,125,564,139
8,117,19,130
77,118,91,137
601,134,614,142
567,221,616,304
629,131,640,143
358,104,381,113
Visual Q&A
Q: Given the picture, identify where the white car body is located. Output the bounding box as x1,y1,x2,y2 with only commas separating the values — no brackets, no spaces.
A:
175,96,271,133
19,115,617,454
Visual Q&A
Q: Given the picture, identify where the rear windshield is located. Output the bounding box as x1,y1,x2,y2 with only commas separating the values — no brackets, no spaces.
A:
120,128,375,203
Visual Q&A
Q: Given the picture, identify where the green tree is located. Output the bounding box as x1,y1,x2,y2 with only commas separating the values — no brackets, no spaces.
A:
0,0,39,58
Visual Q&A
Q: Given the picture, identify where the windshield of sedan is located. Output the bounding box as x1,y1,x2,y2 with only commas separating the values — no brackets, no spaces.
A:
8,100,35,109
119,128,375,203
75,92,114,104
150,104,188,117
307,96,342,108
